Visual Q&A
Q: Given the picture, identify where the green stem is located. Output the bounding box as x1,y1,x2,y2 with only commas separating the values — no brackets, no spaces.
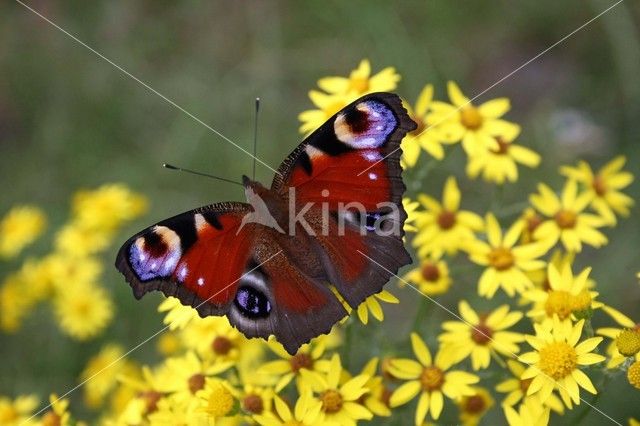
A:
411,298,431,335
571,372,609,425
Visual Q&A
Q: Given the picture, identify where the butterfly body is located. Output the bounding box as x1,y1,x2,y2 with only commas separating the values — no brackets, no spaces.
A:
116,92,417,354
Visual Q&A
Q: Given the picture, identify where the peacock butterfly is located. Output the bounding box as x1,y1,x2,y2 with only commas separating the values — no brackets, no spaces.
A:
115,92,417,354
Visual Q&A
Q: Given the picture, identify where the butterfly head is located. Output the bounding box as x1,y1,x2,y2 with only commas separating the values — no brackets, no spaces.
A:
241,175,286,233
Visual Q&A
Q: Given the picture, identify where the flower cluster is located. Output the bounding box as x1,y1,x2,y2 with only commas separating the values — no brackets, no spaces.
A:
0,184,147,338
1,60,637,426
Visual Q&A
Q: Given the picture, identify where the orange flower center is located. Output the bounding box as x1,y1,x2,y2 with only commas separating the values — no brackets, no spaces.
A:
437,211,457,230
592,175,607,196
41,412,61,426
139,391,162,414
320,389,343,413
421,263,441,282
491,137,510,155
471,322,494,345
290,353,313,373
488,247,515,271
411,115,427,135
520,377,533,393
242,394,264,414
420,366,445,391
526,213,543,233
554,210,577,229
188,373,205,394
464,394,486,414
212,336,233,355
539,341,577,380
460,106,483,130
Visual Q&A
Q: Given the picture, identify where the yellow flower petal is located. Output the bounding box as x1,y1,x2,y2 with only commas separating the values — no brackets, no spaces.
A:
430,390,444,419
389,381,421,407
415,392,430,426
411,333,432,366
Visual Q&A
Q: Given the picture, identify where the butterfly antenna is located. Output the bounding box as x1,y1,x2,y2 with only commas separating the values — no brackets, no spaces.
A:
252,97,260,181
163,163,244,187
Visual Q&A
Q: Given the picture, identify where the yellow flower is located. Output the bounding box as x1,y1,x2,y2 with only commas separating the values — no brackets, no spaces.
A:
466,130,540,184
465,213,549,298
503,397,550,426
157,331,182,356
388,333,479,424
529,180,607,252
0,272,36,332
403,197,421,233
158,296,200,330
402,256,452,296
72,183,147,231
258,337,331,392
195,378,238,422
457,387,494,426
596,306,640,368
628,361,640,390
524,263,602,323
54,281,114,340
179,316,247,362
0,205,46,258
54,223,112,257
41,394,72,426
356,358,391,417
232,384,273,420
146,394,200,425
560,156,634,224
356,290,399,324
0,394,38,426
517,208,545,245
496,360,565,414
45,253,103,289
427,81,520,155
255,392,327,426
298,91,354,134
318,59,400,96
440,301,524,370
117,365,168,421
298,59,400,134
412,177,484,258
154,351,233,402
402,85,454,166
518,318,605,408
300,354,372,426
81,344,137,409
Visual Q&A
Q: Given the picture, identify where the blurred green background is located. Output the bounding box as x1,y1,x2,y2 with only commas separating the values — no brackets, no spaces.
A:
1,0,639,424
